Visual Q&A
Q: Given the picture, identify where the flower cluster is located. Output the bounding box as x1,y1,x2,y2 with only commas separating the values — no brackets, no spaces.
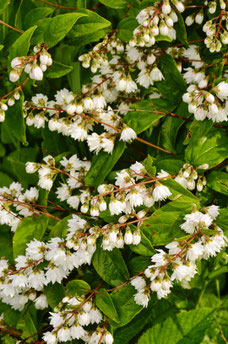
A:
131,206,227,305
174,163,208,191
0,182,39,232
9,44,52,83
131,0,183,48
183,81,228,122
26,154,91,192
43,295,113,344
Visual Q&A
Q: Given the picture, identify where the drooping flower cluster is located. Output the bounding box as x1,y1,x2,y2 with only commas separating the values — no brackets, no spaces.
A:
9,44,52,83
183,79,228,122
0,182,39,232
174,163,208,191
131,206,227,306
43,295,113,344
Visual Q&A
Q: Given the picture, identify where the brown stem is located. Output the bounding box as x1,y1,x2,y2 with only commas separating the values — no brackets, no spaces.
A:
0,20,24,33
38,0,77,10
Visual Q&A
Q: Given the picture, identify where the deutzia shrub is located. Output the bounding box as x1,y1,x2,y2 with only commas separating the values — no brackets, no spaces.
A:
0,1,227,343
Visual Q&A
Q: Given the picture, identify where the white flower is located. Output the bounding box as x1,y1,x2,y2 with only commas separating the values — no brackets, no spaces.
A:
215,81,228,101
131,276,146,291
87,133,101,154
57,328,71,342
30,65,43,80
11,57,22,69
9,70,20,82
71,325,87,339
120,126,137,142
35,294,48,309
186,242,204,262
134,290,150,307
133,230,141,245
109,199,125,215
206,205,219,220
43,332,57,344
124,228,133,244
171,260,197,282
152,183,171,202
104,332,114,344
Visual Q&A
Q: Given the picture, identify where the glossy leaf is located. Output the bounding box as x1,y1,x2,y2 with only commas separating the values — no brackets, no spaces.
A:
84,141,126,188
66,280,91,296
95,289,120,323
92,243,129,287
13,215,49,258
137,308,214,344
32,12,87,47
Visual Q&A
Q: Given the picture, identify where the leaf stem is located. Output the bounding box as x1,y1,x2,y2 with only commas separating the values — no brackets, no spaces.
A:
0,20,24,33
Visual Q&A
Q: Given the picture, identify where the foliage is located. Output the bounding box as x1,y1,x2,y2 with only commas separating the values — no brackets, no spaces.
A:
0,0,227,343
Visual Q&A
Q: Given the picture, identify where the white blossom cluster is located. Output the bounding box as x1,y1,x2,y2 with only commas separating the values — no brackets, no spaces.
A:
26,156,172,217
43,295,113,344
9,44,52,83
26,154,91,192
183,80,228,122
0,210,141,312
131,205,227,306
0,182,39,232
174,163,208,191
186,1,228,52
130,0,184,48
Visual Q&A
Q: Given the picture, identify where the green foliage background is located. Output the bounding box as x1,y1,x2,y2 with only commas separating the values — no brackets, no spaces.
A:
0,0,227,343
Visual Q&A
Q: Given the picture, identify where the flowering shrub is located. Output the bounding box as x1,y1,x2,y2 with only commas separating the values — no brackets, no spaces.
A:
0,0,228,343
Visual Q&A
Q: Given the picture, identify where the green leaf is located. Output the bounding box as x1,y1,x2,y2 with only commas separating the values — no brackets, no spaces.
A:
24,7,54,30
5,147,39,188
114,298,178,344
45,60,73,78
84,141,126,188
160,102,190,153
141,197,198,245
0,0,11,14
154,158,184,174
13,215,49,258
0,302,20,328
32,12,87,48
0,171,13,187
66,280,91,296
117,18,137,42
9,26,37,62
92,243,129,287
128,256,151,276
49,215,72,239
44,283,65,308
17,312,37,343
175,13,188,45
185,127,228,168
156,54,186,105
1,92,27,145
110,284,143,327
124,99,167,134
0,225,14,263
216,208,228,236
137,308,215,344
143,154,156,176
95,289,120,323
207,171,228,196
68,9,111,43
155,34,172,42
98,0,128,8
1,335,17,344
